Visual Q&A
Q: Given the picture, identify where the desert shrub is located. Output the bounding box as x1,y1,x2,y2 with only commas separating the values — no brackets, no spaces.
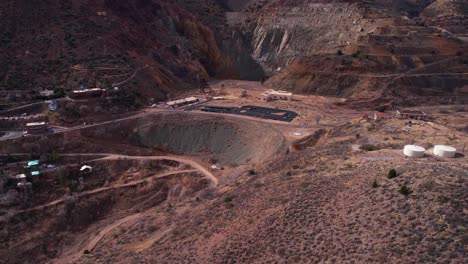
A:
83,250,90,254
356,133,361,139
399,185,412,195
388,169,397,179
376,105,386,112
362,144,379,151
286,171,292,176
337,50,343,56
292,165,299,170
248,169,256,175
341,59,352,65
372,180,380,188
351,51,361,58
223,195,233,203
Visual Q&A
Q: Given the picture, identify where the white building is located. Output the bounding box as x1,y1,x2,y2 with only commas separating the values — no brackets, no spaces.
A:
166,96,199,108
40,90,54,97
261,89,292,102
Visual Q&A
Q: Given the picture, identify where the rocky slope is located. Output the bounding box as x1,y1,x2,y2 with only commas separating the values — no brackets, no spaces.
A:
222,0,468,103
1,0,466,104
62,121,466,263
0,0,223,101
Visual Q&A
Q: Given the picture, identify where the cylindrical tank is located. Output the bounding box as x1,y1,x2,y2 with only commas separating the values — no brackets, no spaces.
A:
433,145,456,158
403,145,425,158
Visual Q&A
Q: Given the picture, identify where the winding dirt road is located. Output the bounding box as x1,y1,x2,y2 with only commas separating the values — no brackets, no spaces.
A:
95,154,218,186
2,169,199,221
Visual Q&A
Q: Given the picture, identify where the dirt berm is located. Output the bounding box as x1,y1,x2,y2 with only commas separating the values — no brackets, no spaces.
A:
82,112,287,166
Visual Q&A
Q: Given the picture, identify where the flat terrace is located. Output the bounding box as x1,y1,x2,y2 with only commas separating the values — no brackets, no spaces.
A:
191,105,298,122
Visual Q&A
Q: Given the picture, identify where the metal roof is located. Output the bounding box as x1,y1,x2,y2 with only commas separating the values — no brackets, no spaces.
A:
27,160,40,167
26,122,46,127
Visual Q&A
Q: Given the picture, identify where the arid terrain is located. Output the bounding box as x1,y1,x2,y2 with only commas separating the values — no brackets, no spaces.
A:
0,0,467,263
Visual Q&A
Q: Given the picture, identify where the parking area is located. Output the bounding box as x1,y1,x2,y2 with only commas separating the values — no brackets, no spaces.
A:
191,105,298,122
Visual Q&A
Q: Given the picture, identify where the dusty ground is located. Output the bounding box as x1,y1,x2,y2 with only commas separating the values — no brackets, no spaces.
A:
69,118,467,264
0,80,467,264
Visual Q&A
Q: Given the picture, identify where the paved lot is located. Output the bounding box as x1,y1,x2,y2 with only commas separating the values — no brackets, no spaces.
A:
190,105,298,122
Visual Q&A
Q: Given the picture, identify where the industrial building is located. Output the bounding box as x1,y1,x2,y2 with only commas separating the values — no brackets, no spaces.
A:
261,90,293,101
70,88,105,98
396,110,427,120
166,97,199,108
25,122,48,134
373,112,392,120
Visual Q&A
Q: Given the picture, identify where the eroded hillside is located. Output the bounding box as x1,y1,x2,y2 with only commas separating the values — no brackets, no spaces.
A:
228,1,468,102
0,0,222,101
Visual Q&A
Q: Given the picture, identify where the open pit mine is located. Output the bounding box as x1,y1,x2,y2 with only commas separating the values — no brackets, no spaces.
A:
0,1,467,263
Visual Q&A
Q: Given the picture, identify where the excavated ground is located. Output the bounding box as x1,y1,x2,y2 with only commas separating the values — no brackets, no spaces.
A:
82,112,287,166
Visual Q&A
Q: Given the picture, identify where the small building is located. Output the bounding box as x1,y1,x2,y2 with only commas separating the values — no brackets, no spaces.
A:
40,90,54,97
70,88,105,99
261,90,293,102
396,110,427,120
27,160,40,168
373,112,391,120
166,96,199,108
25,122,48,134
80,165,93,174
12,174,26,180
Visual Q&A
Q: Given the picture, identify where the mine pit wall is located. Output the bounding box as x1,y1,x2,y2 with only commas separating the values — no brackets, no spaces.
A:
248,3,381,75
81,113,287,167
131,114,287,166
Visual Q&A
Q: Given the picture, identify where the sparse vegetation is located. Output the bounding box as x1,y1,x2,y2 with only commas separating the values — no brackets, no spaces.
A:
372,180,380,188
351,51,361,58
248,169,256,175
399,185,412,196
362,144,379,151
388,169,397,179
376,106,386,112
223,195,233,203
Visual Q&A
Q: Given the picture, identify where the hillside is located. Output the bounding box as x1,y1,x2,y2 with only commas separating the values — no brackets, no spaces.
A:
227,0,468,103
0,0,222,101
1,0,466,106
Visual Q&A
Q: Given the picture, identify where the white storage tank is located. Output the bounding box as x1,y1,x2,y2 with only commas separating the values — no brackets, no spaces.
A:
404,145,425,158
433,145,456,158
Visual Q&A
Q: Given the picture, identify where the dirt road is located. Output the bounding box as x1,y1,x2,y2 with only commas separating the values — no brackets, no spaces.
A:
92,154,218,186
1,169,200,222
